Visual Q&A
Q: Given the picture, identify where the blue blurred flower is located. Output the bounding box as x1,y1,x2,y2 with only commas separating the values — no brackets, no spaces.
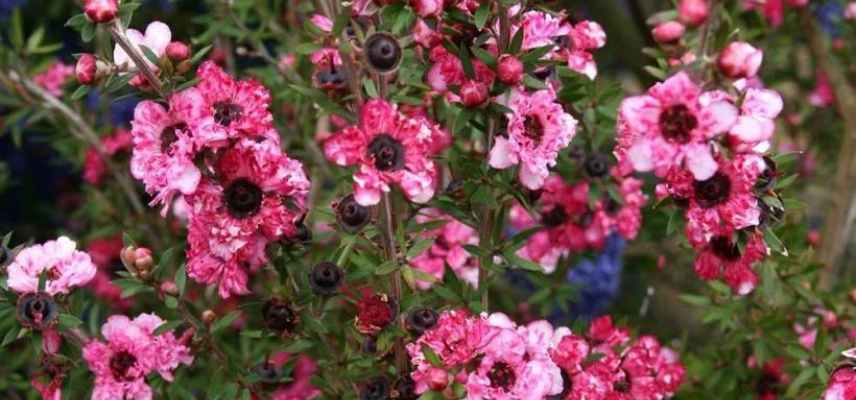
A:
816,2,843,37
85,90,140,128
0,0,25,20
563,234,626,321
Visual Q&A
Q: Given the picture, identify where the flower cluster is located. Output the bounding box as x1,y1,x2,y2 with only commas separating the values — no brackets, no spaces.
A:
510,172,646,272
616,54,783,294
7,236,96,297
83,313,193,400
407,310,684,399
130,61,310,298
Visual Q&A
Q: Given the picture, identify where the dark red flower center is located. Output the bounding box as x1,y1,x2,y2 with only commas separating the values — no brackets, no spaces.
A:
224,178,263,218
541,206,568,228
160,123,187,153
109,351,137,381
213,101,243,126
488,362,516,390
523,115,545,142
693,172,732,208
368,134,404,172
659,104,697,144
710,236,741,261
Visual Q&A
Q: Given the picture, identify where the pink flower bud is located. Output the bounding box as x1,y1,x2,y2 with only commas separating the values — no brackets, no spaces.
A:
166,41,191,62
460,80,488,108
133,248,153,272
42,329,62,355
75,54,97,85
496,54,524,85
717,42,763,79
160,281,179,296
427,367,449,391
652,21,686,44
84,0,118,24
678,0,709,27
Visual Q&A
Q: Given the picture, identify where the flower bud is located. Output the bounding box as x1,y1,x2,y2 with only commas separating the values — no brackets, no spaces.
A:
460,80,489,108
426,367,449,391
335,194,370,233
584,152,611,178
201,309,217,325
717,42,763,79
75,54,98,85
42,329,62,355
309,262,344,296
159,281,179,296
262,298,298,335
364,32,402,74
405,308,438,336
652,21,686,44
84,0,118,24
16,292,59,331
360,376,390,400
678,0,709,27
496,54,524,86
166,41,191,62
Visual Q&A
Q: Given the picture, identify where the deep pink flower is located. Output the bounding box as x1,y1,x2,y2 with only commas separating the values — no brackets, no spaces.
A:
408,209,479,289
617,72,738,180
269,353,322,400
33,62,73,97
810,71,835,107
489,87,578,189
693,232,768,295
76,54,98,85
559,20,607,79
83,314,193,400
425,46,495,102
824,367,856,400
7,237,96,296
186,138,310,298
195,60,277,142
130,88,211,209
84,128,132,185
619,336,686,399
323,99,450,205
406,310,493,368
497,54,524,85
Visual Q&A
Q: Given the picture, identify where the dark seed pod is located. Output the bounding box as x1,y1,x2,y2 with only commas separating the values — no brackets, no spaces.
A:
360,376,390,400
365,33,402,74
262,298,298,334
336,194,370,233
16,292,59,331
405,308,438,337
584,152,611,178
309,261,344,296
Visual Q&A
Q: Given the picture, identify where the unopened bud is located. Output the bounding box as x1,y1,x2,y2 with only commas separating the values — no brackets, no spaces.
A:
166,41,191,62
201,310,217,325
84,0,118,24
160,281,178,296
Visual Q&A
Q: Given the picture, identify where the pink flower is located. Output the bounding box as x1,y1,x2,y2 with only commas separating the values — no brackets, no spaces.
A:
846,3,856,20
489,87,577,189
518,11,571,51
810,71,835,107
186,138,310,298
679,0,709,27
83,313,193,400
652,21,686,44
727,88,783,153
617,72,737,180
33,62,73,97
681,156,764,246
195,61,277,142
693,232,768,295
408,209,479,289
7,237,96,296
323,99,450,205
406,310,493,368
824,367,856,400
269,353,322,400
552,20,607,79
84,128,132,185
412,0,444,18
718,42,763,79
425,46,495,101
113,22,172,71
84,0,118,23
130,88,211,209
309,14,333,32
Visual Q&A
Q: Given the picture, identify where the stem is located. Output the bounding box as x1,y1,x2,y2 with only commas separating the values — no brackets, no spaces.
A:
379,191,406,372
3,70,146,215
800,10,856,286
478,117,497,311
108,20,167,98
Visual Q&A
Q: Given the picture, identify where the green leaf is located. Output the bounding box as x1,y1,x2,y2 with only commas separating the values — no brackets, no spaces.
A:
122,232,136,247
10,8,23,50
509,28,524,53
375,261,399,275
210,310,241,334
283,339,313,353
140,45,160,65
58,313,84,329
190,44,213,65
153,320,184,335
474,3,490,30
406,238,434,259
363,78,379,98
2,326,20,347
422,345,442,367
164,295,178,309
679,294,710,307
71,85,90,101
175,263,187,297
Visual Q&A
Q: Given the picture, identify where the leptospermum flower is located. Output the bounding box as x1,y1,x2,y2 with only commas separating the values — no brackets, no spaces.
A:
130,88,212,210
617,71,738,181
823,367,856,400
408,209,480,290
83,313,193,400
113,21,172,71
322,99,450,206
702,86,784,153
7,236,96,296
489,87,578,190
185,138,310,298
556,20,607,80
33,62,73,97
693,232,768,295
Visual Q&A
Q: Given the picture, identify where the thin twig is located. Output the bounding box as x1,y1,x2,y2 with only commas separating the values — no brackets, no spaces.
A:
108,20,167,98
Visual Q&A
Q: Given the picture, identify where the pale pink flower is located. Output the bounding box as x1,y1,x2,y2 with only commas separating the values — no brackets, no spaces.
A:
846,3,856,20
489,87,577,190
718,42,763,79
7,236,96,296
113,21,171,70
